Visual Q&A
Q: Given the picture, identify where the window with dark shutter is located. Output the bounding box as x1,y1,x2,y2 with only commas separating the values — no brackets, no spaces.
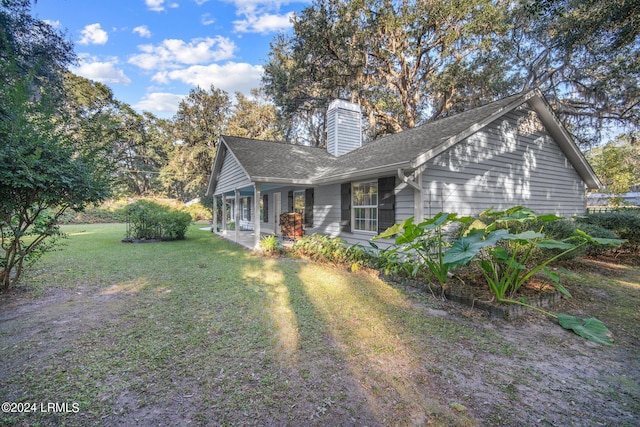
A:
340,183,351,232
377,176,396,233
288,190,294,212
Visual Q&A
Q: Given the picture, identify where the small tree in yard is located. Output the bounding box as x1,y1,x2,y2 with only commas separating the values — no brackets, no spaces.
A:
0,1,110,289
0,80,110,290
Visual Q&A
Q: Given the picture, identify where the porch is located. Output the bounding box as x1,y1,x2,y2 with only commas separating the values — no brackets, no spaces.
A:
211,182,309,251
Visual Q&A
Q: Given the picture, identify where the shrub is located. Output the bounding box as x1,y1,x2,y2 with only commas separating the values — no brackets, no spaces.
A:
124,200,191,241
292,235,349,264
530,219,619,260
259,235,283,255
576,212,640,253
184,202,212,221
58,204,126,224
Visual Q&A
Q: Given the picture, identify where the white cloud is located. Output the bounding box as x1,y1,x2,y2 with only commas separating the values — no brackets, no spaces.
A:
128,36,236,70
201,13,215,25
145,0,165,11
151,62,263,95
134,92,185,114
133,25,152,38
194,0,211,5
78,23,108,45
233,11,294,34
72,56,131,85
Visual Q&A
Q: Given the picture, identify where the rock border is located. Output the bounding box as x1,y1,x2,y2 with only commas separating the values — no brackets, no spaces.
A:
381,273,563,320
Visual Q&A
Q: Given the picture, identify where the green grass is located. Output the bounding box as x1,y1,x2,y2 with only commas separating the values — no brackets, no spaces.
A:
1,224,638,426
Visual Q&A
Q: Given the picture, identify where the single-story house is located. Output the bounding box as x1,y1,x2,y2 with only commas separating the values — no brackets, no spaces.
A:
206,89,601,250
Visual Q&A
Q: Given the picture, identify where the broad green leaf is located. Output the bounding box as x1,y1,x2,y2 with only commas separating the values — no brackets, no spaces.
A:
511,230,545,241
396,222,423,245
490,246,510,261
479,206,501,217
457,215,476,225
494,206,536,223
443,229,492,267
589,236,627,247
556,314,614,345
536,239,575,250
419,211,450,229
484,228,513,245
572,229,626,247
375,216,413,240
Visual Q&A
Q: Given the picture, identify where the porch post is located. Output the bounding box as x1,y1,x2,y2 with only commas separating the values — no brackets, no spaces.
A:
254,183,261,250
221,195,227,234
212,195,218,233
234,188,240,243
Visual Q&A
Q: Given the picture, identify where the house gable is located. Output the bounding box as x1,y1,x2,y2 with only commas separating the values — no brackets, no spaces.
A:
420,105,589,217
211,142,251,195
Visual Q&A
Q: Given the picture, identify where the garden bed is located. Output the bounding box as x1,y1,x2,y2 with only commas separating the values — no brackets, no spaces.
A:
381,272,564,320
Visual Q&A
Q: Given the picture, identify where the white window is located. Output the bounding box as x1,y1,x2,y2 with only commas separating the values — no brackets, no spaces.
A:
352,181,377,232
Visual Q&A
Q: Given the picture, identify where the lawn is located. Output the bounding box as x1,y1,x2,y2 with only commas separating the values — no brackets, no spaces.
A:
1,224,638,426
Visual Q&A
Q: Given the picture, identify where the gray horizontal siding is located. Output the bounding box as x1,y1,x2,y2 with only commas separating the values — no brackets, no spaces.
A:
422,108,587,218
395,185,414,221
216,151,251,195
312,184,341,237
312,183,397,249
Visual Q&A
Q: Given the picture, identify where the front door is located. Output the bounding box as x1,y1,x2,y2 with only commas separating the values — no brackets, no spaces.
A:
273,192,282,236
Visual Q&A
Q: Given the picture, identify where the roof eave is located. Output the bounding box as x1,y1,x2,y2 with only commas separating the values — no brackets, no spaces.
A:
315,161,412,185
205,140,226,196
206,136,255,196
527,93,603,190
252,177,315,185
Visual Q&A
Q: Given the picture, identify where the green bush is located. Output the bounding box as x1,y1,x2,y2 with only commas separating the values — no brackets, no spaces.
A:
577,212,640,253
259,235,283,255
530,219,619,260
124,200,191,241
185,202,212,221
292,235,349,264
58,203,126,224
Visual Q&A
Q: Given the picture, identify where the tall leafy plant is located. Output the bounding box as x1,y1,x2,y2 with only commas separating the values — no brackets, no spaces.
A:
443,206,625,345
375,213,474,294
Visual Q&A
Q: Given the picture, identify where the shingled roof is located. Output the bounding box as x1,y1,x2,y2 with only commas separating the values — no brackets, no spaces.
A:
208,89,600,194
218,136,335,183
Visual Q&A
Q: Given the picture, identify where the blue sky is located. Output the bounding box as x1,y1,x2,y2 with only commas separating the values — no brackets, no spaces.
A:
32,0,309,118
